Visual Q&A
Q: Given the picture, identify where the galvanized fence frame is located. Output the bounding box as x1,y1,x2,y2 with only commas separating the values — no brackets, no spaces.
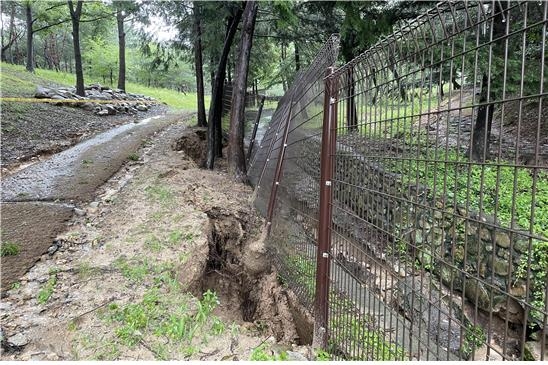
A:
248,1,547,361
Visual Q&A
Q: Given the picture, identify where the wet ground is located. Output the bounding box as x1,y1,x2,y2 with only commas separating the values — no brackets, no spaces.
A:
1,112,186,290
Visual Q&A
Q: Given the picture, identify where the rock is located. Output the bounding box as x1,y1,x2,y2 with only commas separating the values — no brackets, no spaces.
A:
286,351,308,361
35,86,51,98
104,104,117,115
136,104,148,111
494,232,511,248
7,333,29,347
47,244,58,256
45,352,59,361
74,208,85,217
493,257,509,276
395,276,464,357
95,109,109,116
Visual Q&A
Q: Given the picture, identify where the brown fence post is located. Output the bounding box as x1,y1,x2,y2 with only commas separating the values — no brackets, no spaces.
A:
247,94,265,162
313,67,338,349
265,98,294,235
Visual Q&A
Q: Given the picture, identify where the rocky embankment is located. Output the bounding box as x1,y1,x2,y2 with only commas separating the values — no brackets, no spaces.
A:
34,84,157,116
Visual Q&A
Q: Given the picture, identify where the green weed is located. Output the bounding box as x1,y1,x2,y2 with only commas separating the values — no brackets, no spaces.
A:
0,241,20,256
114,256,149,282
315,349,331,361
145,184,174,205
37,272,58,304
250,343,287,361
127,153,139,161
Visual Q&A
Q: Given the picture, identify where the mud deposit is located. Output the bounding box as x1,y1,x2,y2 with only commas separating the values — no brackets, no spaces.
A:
1,122,314,360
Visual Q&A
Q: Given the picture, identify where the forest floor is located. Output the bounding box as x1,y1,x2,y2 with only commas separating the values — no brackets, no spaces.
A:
0,109,315,360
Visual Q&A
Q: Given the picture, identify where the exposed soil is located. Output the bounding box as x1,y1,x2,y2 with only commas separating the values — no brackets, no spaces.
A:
0,100,167,176
0,121,314,360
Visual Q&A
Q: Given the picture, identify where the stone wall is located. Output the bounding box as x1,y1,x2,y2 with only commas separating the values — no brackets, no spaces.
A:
289,131,543,328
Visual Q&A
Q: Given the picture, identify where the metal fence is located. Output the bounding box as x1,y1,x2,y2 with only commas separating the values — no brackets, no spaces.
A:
248,1,547,361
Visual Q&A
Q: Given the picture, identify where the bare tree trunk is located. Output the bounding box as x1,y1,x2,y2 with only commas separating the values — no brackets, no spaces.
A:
25,3,34,72
228,1,259,181
294,40,300,71
1,2,18,63
193,3,207,127
205,5,243,169
68,0,85,97
469,2,507,162
116,8,126,91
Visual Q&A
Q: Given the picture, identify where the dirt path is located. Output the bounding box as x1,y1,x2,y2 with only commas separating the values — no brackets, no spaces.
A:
1,118,314,361
1,113,185,290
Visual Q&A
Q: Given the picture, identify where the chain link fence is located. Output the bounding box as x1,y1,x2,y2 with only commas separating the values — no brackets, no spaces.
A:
248,1,547,360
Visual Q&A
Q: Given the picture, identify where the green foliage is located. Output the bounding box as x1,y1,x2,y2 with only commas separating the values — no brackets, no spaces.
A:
250,343,287,361
329,293,406,360
0,62,206,110
0,241,20,256
37,272,58,304
516,239,548,325
315,349,331,361
285,254,316,297
393,151,548,237
462,324,486,357
107,287,224,356
128,153,139,161
114,256,149,282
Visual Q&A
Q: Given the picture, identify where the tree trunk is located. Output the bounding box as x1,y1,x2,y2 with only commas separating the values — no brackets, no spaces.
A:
228,1,259,181
469,1,507,162
469,73,495,161
68,0,85,97
294,41,300,71
1,2,18,63
193,3,207,127
204,6,243,170
346,67,358,132
116,8,126,91
25,3,34,73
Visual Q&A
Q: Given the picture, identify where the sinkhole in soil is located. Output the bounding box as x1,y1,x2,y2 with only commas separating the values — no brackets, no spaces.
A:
199,208,312,345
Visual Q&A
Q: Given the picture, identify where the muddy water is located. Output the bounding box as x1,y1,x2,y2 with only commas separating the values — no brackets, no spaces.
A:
1,113,182,290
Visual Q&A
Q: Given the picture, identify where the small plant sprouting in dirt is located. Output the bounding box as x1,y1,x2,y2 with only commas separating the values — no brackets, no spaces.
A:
145,234,163,252
315,349,331,361
102,287,225,359
114,256,149,282
145,184,174,205
168,230,184,246
82,159,93,166
250,343,288,361
0,241,20,256
11,281,21,290
37,270,58,304
78,261,99,280
128,153,140,161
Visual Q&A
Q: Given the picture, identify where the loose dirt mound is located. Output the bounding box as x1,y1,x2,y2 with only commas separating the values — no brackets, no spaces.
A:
1,121,313,360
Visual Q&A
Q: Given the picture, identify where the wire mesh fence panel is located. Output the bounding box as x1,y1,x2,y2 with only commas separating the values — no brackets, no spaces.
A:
327,1,547,361
247,35,340,310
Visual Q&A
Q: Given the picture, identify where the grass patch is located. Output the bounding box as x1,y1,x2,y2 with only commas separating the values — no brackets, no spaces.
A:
0,61,209,110
144,184,175,206
0,241,20,256
114,256,149,282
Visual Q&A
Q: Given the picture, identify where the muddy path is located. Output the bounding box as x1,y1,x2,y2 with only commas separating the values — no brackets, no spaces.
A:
1,112,186,290
1,119,314,361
